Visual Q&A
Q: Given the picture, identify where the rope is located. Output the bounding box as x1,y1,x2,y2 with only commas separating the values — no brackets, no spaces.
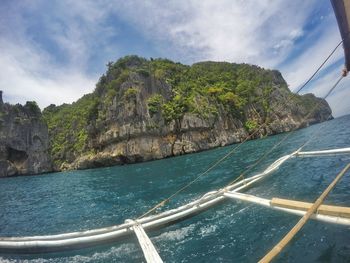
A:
294,40,343,94
226,75,344,188
293,75,344,151
137,124,267,219
137,41,344,220
258,163,350,263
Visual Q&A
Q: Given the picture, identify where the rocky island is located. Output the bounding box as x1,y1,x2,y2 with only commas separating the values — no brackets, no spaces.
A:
0,56,332,176
0,91,52,176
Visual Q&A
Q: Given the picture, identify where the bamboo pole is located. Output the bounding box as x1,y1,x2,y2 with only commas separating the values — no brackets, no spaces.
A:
1,148,349,253
224,192,350,225
258,163,350,263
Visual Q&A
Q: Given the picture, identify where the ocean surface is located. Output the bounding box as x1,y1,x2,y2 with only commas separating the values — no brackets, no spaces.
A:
1,115,350,263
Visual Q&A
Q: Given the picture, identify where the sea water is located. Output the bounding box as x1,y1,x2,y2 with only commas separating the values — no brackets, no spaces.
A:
1,115,350,262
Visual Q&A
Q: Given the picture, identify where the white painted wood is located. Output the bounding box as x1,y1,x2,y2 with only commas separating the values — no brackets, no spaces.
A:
1,147,348,253
297,147,350,157
224,192,350,225
127,220,163,263
0,151,296,252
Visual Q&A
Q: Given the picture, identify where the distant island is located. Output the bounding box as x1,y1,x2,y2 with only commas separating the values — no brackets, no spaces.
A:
0,55,332,177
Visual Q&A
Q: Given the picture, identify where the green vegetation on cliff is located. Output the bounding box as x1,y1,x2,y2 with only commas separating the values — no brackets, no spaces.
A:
43,94,98,167
148,59,283,121
42,55,330,169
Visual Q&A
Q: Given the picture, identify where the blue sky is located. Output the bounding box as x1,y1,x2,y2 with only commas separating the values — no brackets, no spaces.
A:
1,0,349,117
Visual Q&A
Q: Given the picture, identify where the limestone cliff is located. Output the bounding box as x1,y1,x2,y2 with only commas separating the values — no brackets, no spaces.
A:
42,56,332,171
0,92,52,177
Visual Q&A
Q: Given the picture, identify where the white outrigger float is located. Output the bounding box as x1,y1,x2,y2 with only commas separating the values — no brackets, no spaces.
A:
1,0,350,262
0,147,350,257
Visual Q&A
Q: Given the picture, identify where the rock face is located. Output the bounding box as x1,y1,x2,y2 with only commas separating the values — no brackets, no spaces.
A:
0,94,52,177
43,56,333,171
0,56,333,177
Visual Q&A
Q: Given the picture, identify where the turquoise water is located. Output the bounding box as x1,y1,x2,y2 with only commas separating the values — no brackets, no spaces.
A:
1,115,350,262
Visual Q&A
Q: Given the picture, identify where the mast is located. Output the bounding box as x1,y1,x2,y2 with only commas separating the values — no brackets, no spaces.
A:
331,0,350,72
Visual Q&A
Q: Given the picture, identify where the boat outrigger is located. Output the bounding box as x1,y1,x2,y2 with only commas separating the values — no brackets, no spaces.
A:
1,1,350,262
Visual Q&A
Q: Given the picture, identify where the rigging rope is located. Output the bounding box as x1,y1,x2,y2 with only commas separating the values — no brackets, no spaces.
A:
137,125,267,219
137,41,345,220
225,75,344,188
294,40,343,94
292,75,344,151
258,163,350,263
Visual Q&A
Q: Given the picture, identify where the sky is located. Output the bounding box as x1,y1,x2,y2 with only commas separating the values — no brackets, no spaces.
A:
0,0,349,117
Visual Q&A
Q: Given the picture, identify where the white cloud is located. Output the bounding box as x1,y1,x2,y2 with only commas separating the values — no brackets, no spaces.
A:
0,0,349,117
302,65,350,117
280,22,343,91
44,0,118,68
273,29,304,50
0,0,118,109
305,66,342,98
327,82,350,117
0,38,96,108
112,0,317,67
110,0,349,116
